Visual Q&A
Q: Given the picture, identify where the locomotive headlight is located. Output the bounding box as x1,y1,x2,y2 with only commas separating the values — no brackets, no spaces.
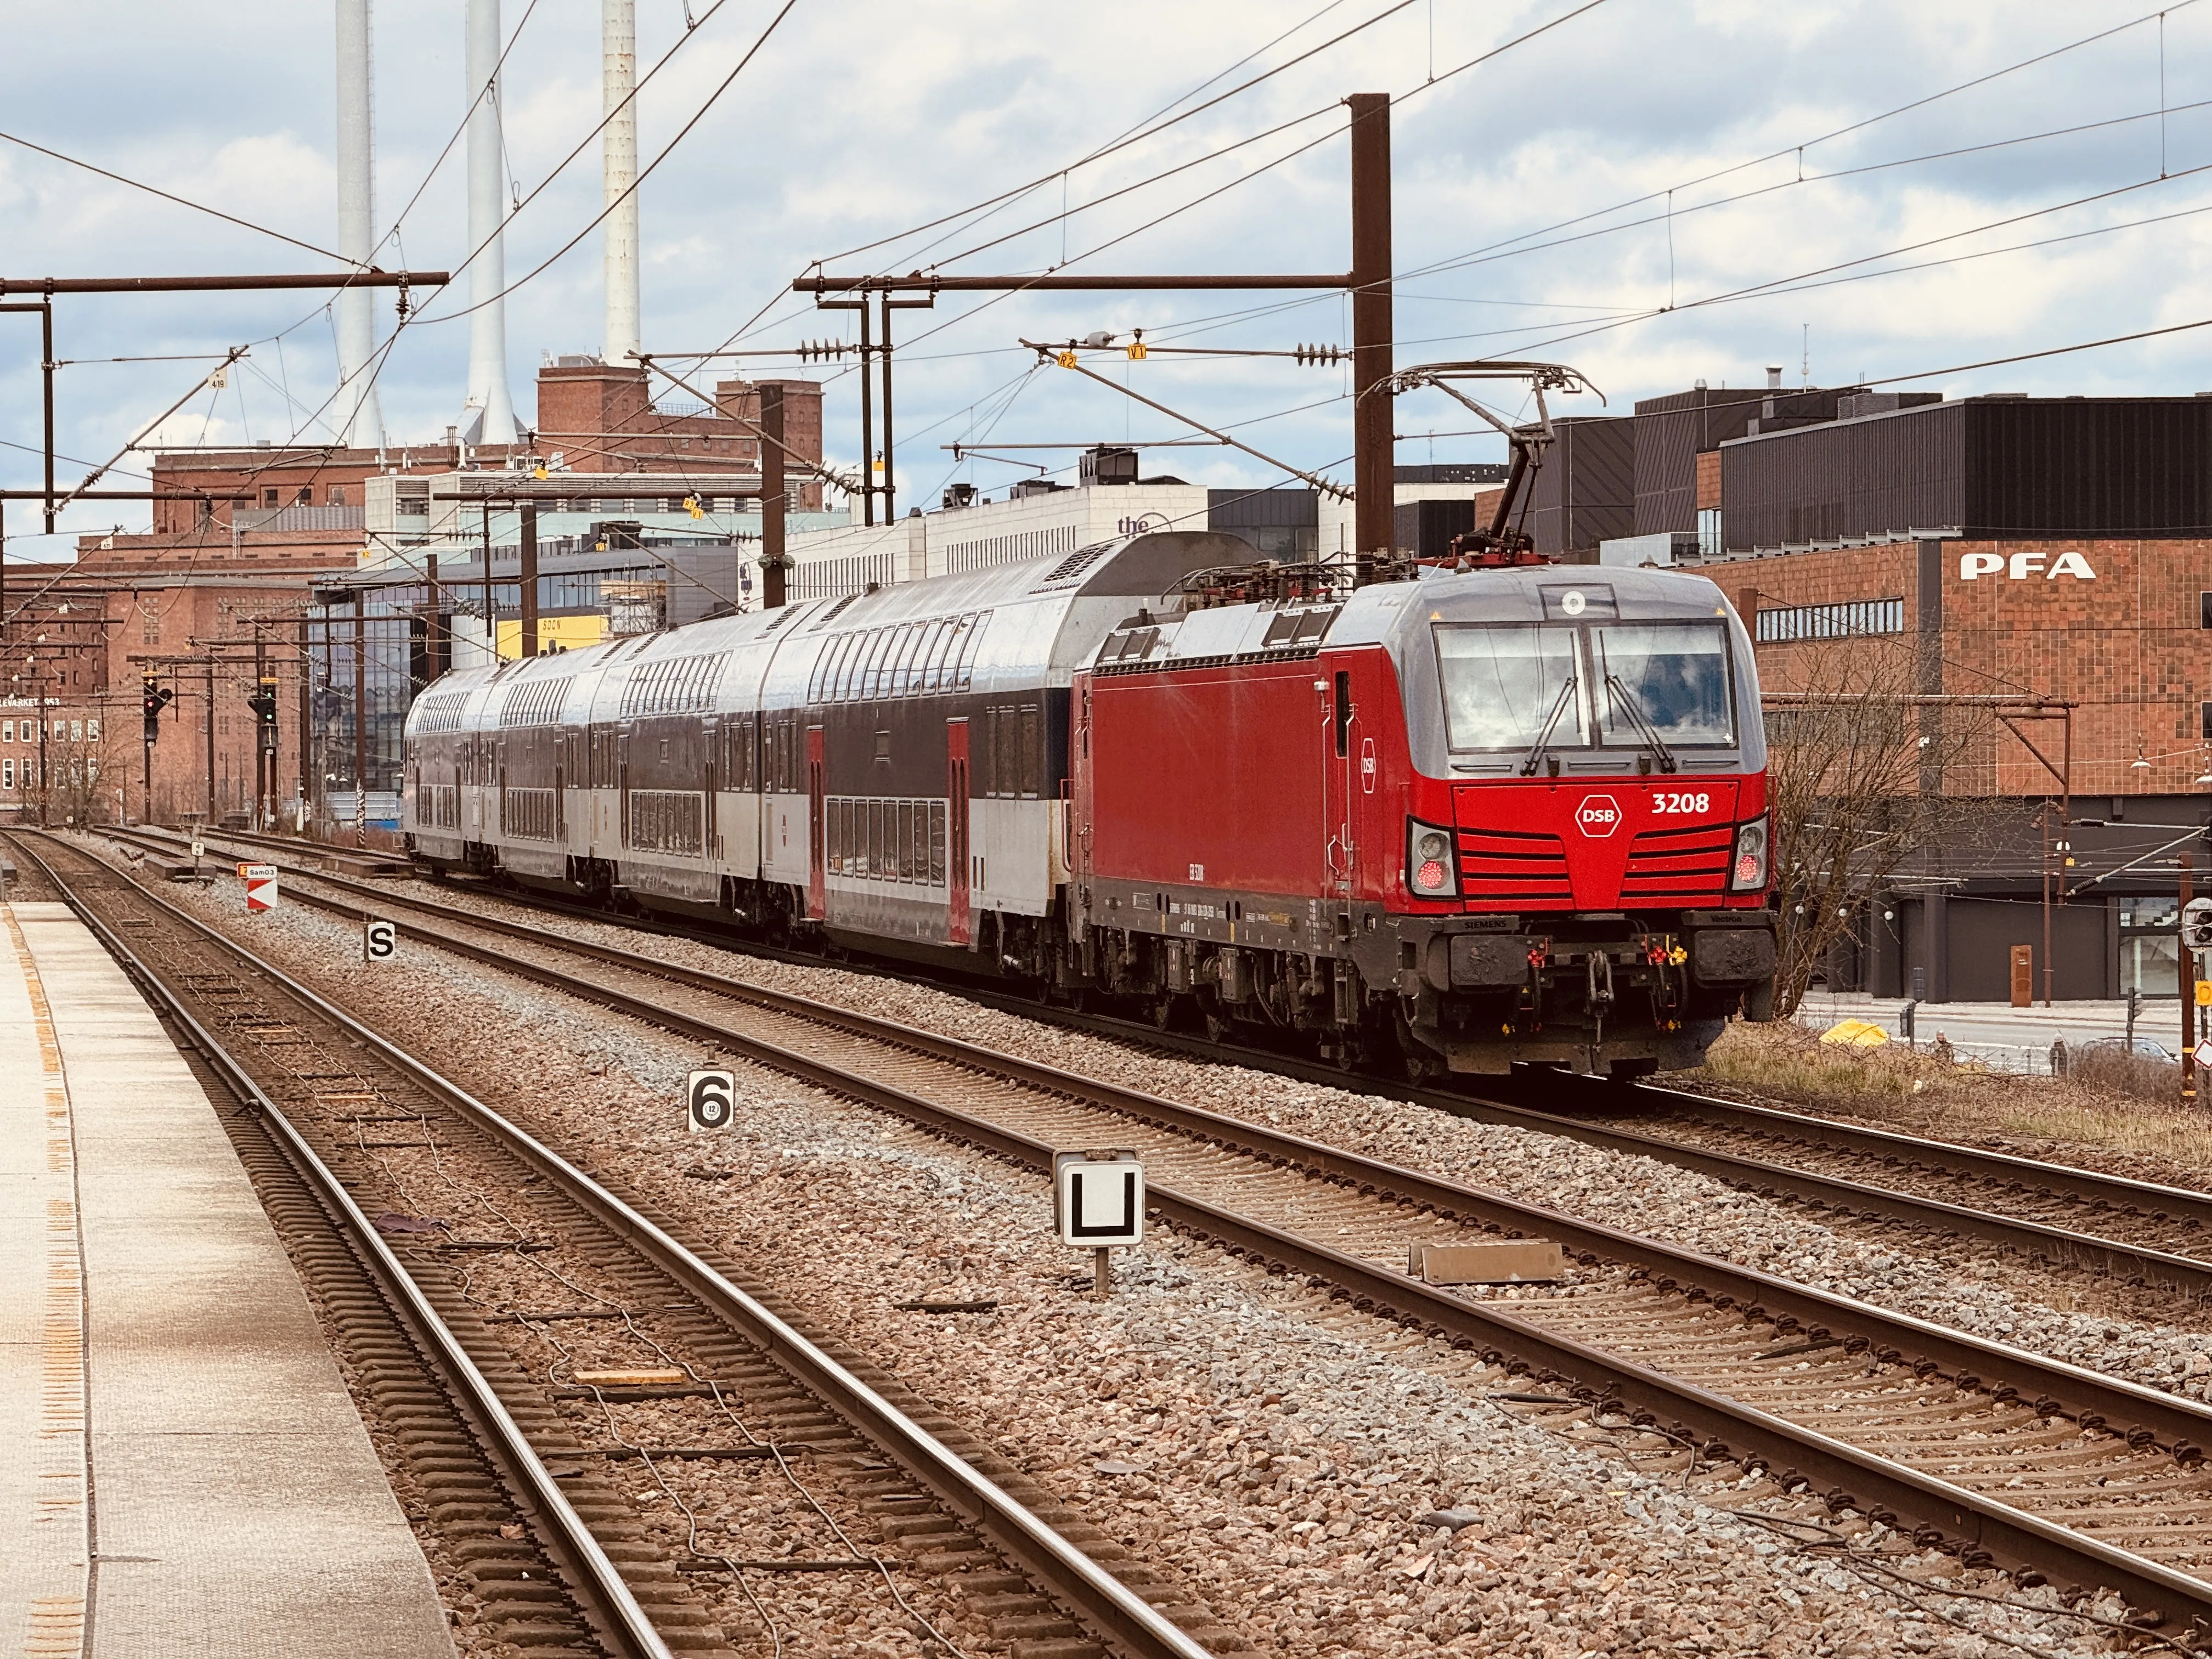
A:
1407,819,1458,899
1730,816,1770,892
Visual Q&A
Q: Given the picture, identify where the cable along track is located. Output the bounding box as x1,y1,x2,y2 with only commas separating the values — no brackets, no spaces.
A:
123,837,2212,1644
17,832,1218,1659
117,822,2212,1305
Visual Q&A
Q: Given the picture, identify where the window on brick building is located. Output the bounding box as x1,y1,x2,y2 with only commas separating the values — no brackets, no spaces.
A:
261,488,279,507
2,721,13,743
2201,591,2211,628
329,485,347,506
2203,702,2212,741
295,487,312,505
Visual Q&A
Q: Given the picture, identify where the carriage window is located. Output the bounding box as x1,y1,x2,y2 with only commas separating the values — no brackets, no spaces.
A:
1590,622,1735,748
835,632,871,702
1018,702,1042,798
864,629,902,699
891,624,928,695
1435,624,1584,752
918,619,955,691
954,611,990,690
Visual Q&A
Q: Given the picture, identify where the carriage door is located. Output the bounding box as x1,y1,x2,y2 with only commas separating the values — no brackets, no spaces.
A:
1324,665,1358,898
946,717,972,946
554,731,567,842
805,725,827,921
701,716,721,862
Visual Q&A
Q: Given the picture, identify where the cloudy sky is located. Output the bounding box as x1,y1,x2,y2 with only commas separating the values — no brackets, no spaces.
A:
5,0,2211,557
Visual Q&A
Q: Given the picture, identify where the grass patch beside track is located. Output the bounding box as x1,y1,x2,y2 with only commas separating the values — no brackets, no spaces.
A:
1669,1019,2212,1187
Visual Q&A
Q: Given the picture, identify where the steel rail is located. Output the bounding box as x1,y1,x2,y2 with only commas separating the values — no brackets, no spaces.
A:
121,827,2212,1438
1615,1080,2212,1228
117,836,2212,1632
144,827,2212,1226
9,834,676,1659
116,826,2212,1279
281,859,2212,1287
34,832,1216,1659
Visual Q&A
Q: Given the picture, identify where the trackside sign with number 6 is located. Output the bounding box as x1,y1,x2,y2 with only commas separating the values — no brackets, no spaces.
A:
687,1069,735,1133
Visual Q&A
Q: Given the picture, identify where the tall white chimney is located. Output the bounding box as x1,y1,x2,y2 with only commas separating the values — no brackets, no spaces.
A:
602,0,641,367
461,0,517,444
335,0,386,447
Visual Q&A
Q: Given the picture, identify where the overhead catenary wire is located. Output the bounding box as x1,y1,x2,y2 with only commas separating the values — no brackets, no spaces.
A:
1466,158,2212,366
703,0,1613,397
1398,0,2205,287
0,130,350,264
815,0,1424,268
413,0,802,331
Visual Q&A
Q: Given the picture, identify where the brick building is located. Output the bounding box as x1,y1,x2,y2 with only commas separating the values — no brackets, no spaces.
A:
1718,532,2210,1002
19,361,831,831
147,363,826,534
533,362,823,506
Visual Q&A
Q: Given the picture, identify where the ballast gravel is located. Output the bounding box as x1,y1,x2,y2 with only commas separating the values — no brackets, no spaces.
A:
367,870,2212,1408
105,845,2150,1657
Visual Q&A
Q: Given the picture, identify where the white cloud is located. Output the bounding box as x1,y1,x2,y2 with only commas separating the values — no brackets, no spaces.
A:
6,0,2212,552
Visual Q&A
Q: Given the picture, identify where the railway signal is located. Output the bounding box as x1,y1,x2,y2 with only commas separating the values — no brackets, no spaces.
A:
140,676,173,743
1054,1149,1144,1296
248,676,280,752
2183,898,2212,952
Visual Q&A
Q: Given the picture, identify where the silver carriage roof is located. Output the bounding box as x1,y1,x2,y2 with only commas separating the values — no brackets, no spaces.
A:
403,528,1255,737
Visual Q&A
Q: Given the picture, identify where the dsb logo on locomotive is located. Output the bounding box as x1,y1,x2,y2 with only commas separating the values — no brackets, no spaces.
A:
1575,794,1623,838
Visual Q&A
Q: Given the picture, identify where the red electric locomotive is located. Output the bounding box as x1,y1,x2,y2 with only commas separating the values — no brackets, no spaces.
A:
1071,556,1778,1079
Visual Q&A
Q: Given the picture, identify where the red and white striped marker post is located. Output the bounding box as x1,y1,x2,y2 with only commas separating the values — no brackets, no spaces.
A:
243,864,279,913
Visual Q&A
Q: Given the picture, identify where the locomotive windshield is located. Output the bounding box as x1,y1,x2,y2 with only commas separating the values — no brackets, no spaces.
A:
1434,624,1582,751
1590,622,1735,747
1437,619,1737,753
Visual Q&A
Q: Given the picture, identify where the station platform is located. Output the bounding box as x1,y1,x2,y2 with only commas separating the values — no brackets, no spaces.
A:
0,901,456,1658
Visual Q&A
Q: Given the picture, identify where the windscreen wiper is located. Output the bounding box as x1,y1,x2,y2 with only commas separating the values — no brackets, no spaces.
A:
1604,673,1678,774
1518,675,1578,777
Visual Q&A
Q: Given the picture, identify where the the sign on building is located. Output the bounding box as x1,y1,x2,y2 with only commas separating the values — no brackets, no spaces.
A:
1957,551,2097,580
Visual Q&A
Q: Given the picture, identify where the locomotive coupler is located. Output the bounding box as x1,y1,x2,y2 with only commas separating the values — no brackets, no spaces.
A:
1587,951,1616,1048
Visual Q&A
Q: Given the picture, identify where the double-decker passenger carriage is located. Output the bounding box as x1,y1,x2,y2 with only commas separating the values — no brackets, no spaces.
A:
405,528,1776,1080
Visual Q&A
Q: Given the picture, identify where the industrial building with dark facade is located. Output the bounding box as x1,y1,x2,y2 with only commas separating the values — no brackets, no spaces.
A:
1535,381,2212,1005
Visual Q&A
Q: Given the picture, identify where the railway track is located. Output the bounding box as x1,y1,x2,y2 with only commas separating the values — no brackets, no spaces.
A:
120,821,2212,1304
92,828,2212,1642
17,831,1221,1659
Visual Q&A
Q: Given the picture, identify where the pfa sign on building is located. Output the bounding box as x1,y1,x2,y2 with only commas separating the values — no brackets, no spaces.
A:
242,864,279,913
363,918,397,964
687,1069,735,1133
1053,1149,1146,1249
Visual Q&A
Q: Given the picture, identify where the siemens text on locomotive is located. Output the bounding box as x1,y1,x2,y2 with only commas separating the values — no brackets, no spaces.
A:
404,529,1778,1079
